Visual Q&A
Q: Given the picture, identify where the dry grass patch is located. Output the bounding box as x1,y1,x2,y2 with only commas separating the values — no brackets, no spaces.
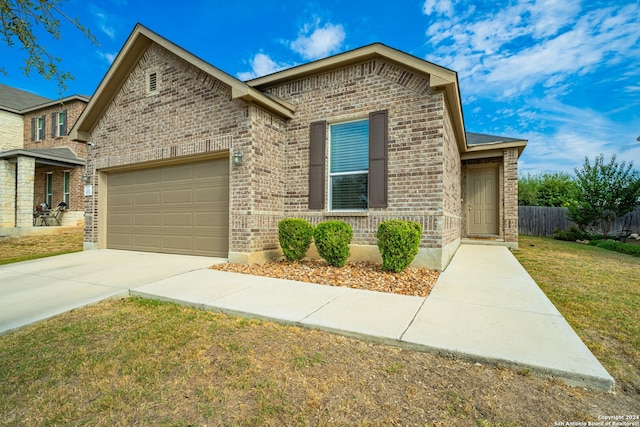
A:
513,235,640,395
1,297,638,426
0,231,83,265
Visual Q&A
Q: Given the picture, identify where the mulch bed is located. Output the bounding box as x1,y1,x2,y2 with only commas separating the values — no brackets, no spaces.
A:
211,259,439,297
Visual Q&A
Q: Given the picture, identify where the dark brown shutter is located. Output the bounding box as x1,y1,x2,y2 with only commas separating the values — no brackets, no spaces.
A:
369,110,388,208
41,115,46,140
51,113,57,137
309,121,326,209
61,110,68,135
30,117,35,141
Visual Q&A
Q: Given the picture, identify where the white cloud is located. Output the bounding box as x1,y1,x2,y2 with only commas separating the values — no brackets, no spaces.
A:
97,51,117,65
422,0,454,18
290,21,345,60
423,1,640,99
89,7,118,40
237,53,293,81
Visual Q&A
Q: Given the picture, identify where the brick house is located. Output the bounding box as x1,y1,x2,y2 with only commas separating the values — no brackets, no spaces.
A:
70,25,526,270
0,84,88,233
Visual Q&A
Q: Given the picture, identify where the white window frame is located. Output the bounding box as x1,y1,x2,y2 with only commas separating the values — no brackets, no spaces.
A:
57,112,65,137
37,116,45,141
45,173,53,208
63,171,70,206
328,118,369,212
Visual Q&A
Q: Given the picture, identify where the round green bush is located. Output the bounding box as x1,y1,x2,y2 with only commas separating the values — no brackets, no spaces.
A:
313,221,353,267
278,218,314,261
376,219,422,273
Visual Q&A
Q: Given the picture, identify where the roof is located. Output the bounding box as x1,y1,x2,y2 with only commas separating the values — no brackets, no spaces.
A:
0,84,51,112
70,24,295,142
0,147,85,167
464,132,527,158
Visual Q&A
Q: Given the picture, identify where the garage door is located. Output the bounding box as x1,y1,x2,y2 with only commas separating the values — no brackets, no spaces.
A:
107,158,229,257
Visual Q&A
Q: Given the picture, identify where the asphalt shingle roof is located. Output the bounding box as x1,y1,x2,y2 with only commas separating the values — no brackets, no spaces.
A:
0,84,51,111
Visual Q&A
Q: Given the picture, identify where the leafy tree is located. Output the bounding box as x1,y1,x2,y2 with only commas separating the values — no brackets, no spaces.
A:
567,154,640,237
518,172,578,207
518,173,541,206
0,0,97,92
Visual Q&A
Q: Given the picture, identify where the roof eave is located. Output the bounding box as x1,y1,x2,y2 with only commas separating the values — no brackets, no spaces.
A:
462,140,528,159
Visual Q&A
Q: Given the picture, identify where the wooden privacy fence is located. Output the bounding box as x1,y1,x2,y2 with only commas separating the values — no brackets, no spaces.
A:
518,206,640,237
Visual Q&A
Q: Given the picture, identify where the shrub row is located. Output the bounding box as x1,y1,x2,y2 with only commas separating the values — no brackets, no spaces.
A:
587,239,640,257
278,218,422,271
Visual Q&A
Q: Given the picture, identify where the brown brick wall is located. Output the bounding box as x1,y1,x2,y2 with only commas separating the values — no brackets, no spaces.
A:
84,43,252,247
441,105,463,246
261,59,453,250
23,99,87,213
503,148,519,244
23,99,87,156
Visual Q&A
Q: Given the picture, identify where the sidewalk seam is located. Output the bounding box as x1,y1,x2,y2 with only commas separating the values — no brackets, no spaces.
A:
398,296,429,341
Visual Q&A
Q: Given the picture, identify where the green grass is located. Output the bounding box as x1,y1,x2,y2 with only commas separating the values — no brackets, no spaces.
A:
513,235,640,392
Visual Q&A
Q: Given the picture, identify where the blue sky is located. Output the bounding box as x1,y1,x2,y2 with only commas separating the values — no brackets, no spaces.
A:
2,0,638,175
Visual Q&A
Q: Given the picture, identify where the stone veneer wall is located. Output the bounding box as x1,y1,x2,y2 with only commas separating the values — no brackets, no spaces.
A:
0,160,16,227
0,110,23,151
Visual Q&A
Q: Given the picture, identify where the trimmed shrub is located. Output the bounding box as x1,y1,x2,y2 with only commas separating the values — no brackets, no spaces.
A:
313,221,353,267
376,219,422,273
278,218,314,261
552,225,589,242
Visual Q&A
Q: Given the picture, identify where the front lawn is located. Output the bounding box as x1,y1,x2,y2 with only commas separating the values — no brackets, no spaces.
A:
513,235,640,394
0,234,638,424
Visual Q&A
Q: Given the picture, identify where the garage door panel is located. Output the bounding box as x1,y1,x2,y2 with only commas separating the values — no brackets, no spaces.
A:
134,192,161,206
134,169,162,185
107,158,229,257
134,213,161,226
162,212,194,226
108,233,133,247
162,189,194,205
133,234,162,250
109,193,133,208
108,213,133,226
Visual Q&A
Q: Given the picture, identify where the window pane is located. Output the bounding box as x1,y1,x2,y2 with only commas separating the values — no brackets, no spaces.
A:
330,120,369,173
331,174,368,210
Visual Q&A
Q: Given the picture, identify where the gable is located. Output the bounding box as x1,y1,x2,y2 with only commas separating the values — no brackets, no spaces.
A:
70,24,293,142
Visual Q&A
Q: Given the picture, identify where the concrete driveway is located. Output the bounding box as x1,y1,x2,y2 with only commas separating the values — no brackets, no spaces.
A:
0,250,222,335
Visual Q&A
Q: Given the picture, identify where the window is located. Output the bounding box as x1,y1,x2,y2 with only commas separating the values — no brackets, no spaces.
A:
309,111,388,210
63,171,70,205
45,173,53,208
52,111,67,137
37,116,45,140
329,120,369,210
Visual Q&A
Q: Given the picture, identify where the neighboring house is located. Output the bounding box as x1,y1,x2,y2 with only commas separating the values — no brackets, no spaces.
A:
0,84,88,233
70,25,526,270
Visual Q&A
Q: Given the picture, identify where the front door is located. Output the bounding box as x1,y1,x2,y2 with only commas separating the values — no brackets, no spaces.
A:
467,166,498,235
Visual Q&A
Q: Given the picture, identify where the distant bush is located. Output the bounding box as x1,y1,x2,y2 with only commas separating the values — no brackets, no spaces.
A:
588,240,640,257
376,219,422,273
313,221,353,267
278,218,314,261
552,225,589,242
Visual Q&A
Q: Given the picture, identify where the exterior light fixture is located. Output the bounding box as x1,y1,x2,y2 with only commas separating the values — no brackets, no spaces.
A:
232,149,243,166
82,174,90,183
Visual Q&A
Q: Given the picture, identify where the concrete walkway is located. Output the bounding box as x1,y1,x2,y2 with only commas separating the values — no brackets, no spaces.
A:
0,245,614,391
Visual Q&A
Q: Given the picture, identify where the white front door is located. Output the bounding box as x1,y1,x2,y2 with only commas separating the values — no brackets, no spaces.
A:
467,166,498,235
